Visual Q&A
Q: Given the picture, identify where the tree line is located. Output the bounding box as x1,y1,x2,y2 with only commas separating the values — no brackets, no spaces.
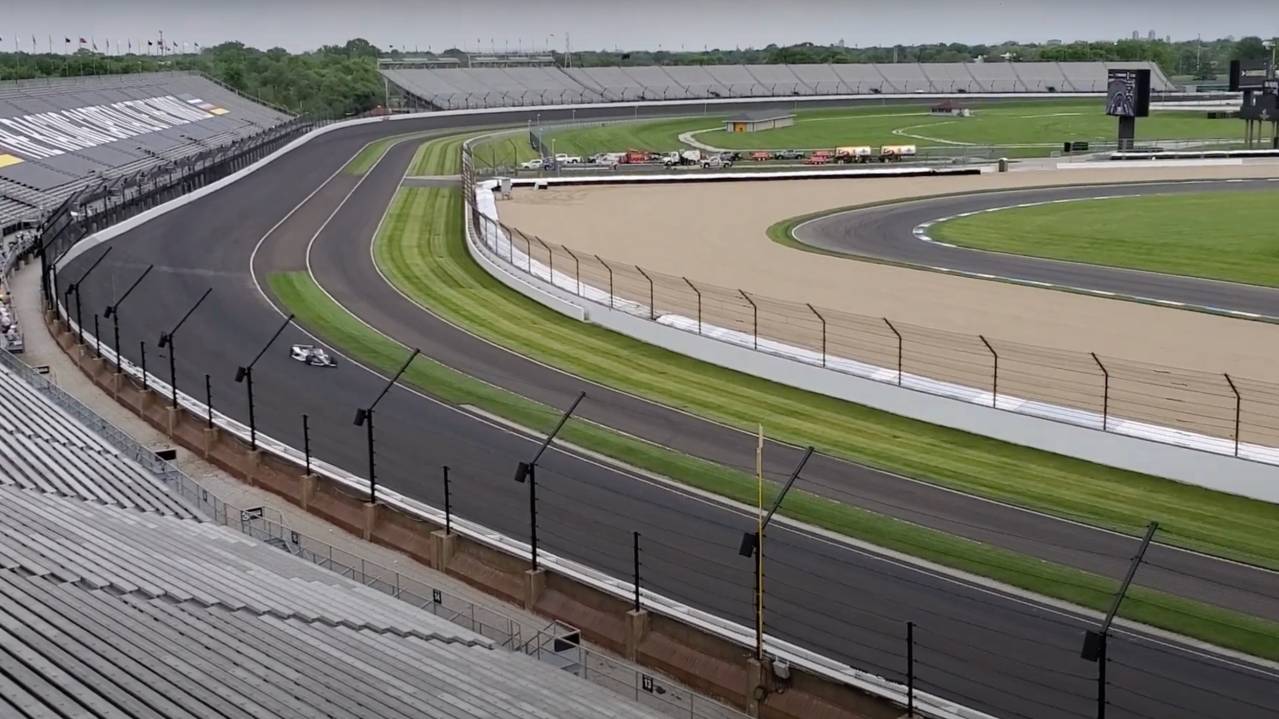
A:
0,36,1268,118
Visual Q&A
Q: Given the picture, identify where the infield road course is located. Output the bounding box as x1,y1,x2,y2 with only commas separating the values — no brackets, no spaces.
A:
793,179,1279,319
62,109,1279,719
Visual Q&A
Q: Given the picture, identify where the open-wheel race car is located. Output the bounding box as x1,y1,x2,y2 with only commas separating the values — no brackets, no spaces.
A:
290,344,337,367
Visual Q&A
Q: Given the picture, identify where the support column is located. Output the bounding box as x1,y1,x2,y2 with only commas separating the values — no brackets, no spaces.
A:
245,448,264,485
164,406,179,436
362,502,376,540
299,473,317,511
431,530,456,572
201,427,219,459
523,567,546,610
624,609,649,662
745,657,765,717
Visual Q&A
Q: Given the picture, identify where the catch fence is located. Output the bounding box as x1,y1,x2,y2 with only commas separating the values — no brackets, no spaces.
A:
471,198,1279,465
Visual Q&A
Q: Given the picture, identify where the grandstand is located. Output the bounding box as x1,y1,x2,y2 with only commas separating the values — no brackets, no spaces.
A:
0,356,674,718
383,60,1176,109
0,72,294,230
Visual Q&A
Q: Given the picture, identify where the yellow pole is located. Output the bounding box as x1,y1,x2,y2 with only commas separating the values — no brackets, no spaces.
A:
756,423,764,660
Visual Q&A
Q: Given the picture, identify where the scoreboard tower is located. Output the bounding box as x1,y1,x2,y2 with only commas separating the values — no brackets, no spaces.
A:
1104,68,1151,150
1231,59,1279,148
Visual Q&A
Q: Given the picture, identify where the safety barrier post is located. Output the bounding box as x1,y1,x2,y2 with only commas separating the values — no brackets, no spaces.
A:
883,318,903,386
739,290,758,350
594,255,614,308
204,374,213,429
561,245,582,296
806,303,826,368
302,413,312,475
533,236,554,285
139,341,148,391
1225,373,1241,456
906,621,915,717
522,233,533,274
443,465,452,535
1091,353,1110,431
632,531,642,612
635,266,655,320
93,314,102,358
682,277,702,334
979,335,997,408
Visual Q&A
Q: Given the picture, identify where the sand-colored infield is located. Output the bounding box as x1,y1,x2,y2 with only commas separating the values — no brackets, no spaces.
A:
497,164,1279,445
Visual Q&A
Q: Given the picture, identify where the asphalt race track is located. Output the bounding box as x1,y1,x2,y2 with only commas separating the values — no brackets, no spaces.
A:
60,109,1279,719
794,179,1279,318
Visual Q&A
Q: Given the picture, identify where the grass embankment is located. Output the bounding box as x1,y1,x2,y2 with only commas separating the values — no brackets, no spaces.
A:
931,189,1279,287
344,136,399,175
268,132,1279,657
270,263,1279,661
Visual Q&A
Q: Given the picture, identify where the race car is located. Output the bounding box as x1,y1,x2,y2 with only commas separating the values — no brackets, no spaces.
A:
290,344,337,367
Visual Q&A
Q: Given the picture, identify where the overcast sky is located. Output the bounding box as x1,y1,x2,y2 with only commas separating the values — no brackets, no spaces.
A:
7,1,1278,54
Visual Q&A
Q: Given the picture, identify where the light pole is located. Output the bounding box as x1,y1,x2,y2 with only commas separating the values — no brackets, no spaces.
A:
353,347,419,504
103,263,153,371
64,246,112,345
235,313,294,450
512,391,586,570
157,288,213,409
739,444,815,661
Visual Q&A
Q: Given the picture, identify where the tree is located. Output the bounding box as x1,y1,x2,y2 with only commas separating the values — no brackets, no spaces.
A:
1234,36,1268,60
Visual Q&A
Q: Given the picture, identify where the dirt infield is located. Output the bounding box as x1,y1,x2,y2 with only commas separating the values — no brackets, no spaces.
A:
498,164,1279,382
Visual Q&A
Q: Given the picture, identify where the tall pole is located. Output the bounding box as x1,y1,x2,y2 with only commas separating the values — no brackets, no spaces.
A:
158,287,213,409
1081,521,1159,719
739,441,815,661
236,313,294,450
354,347,420,504
513,391,587,570
105,264,153,372
65,246,112,345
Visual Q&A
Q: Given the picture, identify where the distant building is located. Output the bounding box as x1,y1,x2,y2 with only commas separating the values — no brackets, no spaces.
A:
1132,30,1139,40
1046,39,1063,47
1147,30,1156,41
724,110,795,133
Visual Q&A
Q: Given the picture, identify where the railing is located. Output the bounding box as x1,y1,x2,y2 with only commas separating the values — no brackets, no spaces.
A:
522,625,748,719
469,184,1279,467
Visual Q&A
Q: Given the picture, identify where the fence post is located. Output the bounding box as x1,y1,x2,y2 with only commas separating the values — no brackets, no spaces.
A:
522,233,533,273
682,277,702,334
979,335,997,408
93,313,102,357
533,236,553,285
1225,373,1241,457
443,465,452,535
140,341,148,390
561,245,582,296
505,222,515,264
806,303,826,368
204,374,213,428
883,318,903,386
635,266,655,320
739,289,758,350
595,255,614,308
1091,352,1109,431
302,413,312,475
906,621,915,717
632,530,641,612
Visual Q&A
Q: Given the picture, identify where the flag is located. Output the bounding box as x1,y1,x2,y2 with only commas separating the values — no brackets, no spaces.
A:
147,40,153,46
64,37,71,44
79,37,86,44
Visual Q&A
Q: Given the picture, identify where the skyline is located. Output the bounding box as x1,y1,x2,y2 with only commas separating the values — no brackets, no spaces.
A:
5,1,1277,55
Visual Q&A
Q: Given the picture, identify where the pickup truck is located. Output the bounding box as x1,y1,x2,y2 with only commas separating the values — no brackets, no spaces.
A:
774,149,806,160
519,158,544,170
701,155,733,169
554,153,582,164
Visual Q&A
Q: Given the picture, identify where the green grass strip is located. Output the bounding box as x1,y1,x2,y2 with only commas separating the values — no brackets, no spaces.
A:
375,180,1279,574
269,267,1279,660
930,189,1279,288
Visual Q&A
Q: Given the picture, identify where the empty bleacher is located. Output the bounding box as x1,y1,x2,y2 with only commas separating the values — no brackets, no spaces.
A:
0,354,671,718
385,61,1176,109
0,72,293,228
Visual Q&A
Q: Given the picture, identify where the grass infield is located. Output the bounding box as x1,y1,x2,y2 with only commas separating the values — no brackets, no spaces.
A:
930,189,1279,287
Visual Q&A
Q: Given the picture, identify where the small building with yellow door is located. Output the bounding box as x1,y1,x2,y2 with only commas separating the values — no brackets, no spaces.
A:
724,111,795,133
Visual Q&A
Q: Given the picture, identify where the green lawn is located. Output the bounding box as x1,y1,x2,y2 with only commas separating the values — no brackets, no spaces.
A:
498,101,1245,161
931,190,1279,287
270,239,1279,660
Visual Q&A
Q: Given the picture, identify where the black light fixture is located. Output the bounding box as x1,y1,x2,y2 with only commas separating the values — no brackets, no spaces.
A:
354,348,419,503
513,391,586,570
235,313,294,449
